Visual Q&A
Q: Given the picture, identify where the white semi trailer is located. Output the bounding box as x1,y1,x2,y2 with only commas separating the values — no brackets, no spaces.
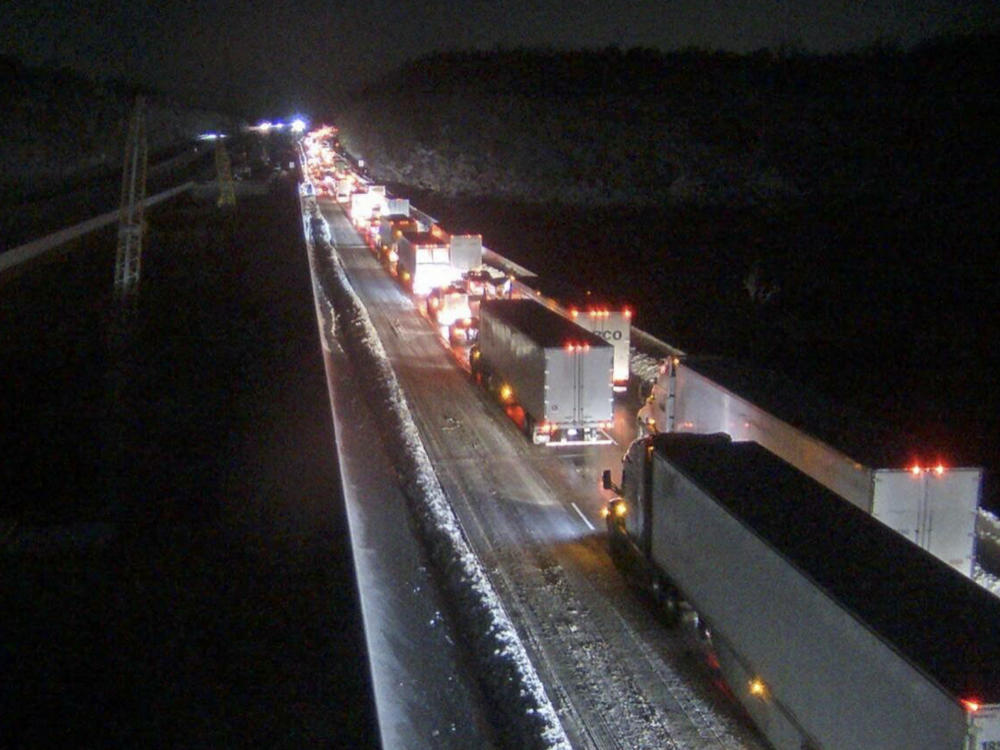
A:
509,275,633,392
472,299,613,445
395,230,455,296
348,185,386,227
603,432,1000,750
638,355,981,575
448,234,483,274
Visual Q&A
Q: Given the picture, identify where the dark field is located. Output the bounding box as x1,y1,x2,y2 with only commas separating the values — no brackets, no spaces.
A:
1,183,377,747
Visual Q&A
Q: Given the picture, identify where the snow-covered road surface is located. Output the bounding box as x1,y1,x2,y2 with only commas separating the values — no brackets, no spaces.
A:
306,203,569,749
305,242,499,747
316,201,768,749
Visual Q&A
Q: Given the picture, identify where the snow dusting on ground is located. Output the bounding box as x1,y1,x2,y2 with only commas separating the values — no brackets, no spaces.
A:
300,179,1000,750
304,205,570,750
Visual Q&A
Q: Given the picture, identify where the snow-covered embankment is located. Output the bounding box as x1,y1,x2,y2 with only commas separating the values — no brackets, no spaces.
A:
305,209,570,750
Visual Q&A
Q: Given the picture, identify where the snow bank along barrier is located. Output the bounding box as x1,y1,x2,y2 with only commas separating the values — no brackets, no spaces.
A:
305,211,570,750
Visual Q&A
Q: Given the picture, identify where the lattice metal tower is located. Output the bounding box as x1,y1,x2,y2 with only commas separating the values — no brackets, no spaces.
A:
215,136,236,208
113,96,148,308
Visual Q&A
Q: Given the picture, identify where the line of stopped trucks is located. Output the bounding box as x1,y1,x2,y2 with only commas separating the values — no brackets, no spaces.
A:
301,125,1000,750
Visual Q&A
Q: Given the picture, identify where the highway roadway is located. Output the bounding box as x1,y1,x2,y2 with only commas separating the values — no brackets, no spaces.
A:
317,199,767,749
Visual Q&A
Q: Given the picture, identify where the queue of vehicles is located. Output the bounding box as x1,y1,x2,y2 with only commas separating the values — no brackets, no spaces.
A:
301,127,999,749
603,433,1000,750
305,132,621,445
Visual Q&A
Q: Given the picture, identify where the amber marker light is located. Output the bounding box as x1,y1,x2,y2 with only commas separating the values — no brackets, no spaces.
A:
748,678,767,698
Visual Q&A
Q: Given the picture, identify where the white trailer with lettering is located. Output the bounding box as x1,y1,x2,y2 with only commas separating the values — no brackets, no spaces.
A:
472,299,613,444
510,275,632,391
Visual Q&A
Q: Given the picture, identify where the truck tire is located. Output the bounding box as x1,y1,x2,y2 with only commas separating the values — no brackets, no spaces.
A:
652,577,682,627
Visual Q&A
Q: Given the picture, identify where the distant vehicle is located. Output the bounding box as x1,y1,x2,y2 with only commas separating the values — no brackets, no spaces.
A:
603,432,1000,750
637,355,982,575
349,186,387,229
472,299,613,444
423,270,505,345
335,176,354,203
463,268,505,301
427,284,475,342
395,230,454,295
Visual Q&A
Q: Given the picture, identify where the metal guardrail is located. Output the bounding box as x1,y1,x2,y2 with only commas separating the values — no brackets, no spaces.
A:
0,181,195,276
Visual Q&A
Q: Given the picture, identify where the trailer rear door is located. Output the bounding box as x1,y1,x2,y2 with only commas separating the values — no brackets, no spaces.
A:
872,468,980,576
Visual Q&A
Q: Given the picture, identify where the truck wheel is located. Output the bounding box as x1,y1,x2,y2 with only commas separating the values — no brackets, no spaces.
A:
662,593,681,627
524,415,536,441
653,578,681,627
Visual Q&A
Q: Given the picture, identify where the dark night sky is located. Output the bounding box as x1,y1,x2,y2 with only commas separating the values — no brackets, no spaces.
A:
2,0,999,115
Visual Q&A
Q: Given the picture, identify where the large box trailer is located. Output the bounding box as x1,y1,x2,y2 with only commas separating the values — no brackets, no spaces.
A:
472,299,613,444
348,186,386,226
603,433,1000,750
377,214,420,250
510,275,633,392
638,355,981,575
377,215,424,274
384,197,410,217
448,234,483,273
395,230,454,295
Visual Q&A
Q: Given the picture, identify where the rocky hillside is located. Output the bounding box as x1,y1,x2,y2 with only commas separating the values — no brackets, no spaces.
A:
337,36,999,211
0,56,239,198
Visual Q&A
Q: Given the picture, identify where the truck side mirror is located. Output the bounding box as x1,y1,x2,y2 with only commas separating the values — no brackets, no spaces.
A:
602,469,614,491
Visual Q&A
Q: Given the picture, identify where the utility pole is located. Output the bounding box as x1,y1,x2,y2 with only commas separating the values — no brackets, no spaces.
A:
215,136,236,208
106,96,148,521
113,95,148,312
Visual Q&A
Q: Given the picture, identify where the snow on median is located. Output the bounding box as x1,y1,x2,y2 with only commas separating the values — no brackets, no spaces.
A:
306,211,571,750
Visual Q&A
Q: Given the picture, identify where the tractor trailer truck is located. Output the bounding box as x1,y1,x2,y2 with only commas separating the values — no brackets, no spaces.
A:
603,432,1000,750
509,275,633,392
472,299,613,445
638,355,981,575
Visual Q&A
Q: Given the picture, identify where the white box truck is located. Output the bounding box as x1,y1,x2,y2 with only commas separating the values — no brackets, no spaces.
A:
395,230,455,296
510,275,632,392
448,234,483,273
472,299,613,444
638,355,981,575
